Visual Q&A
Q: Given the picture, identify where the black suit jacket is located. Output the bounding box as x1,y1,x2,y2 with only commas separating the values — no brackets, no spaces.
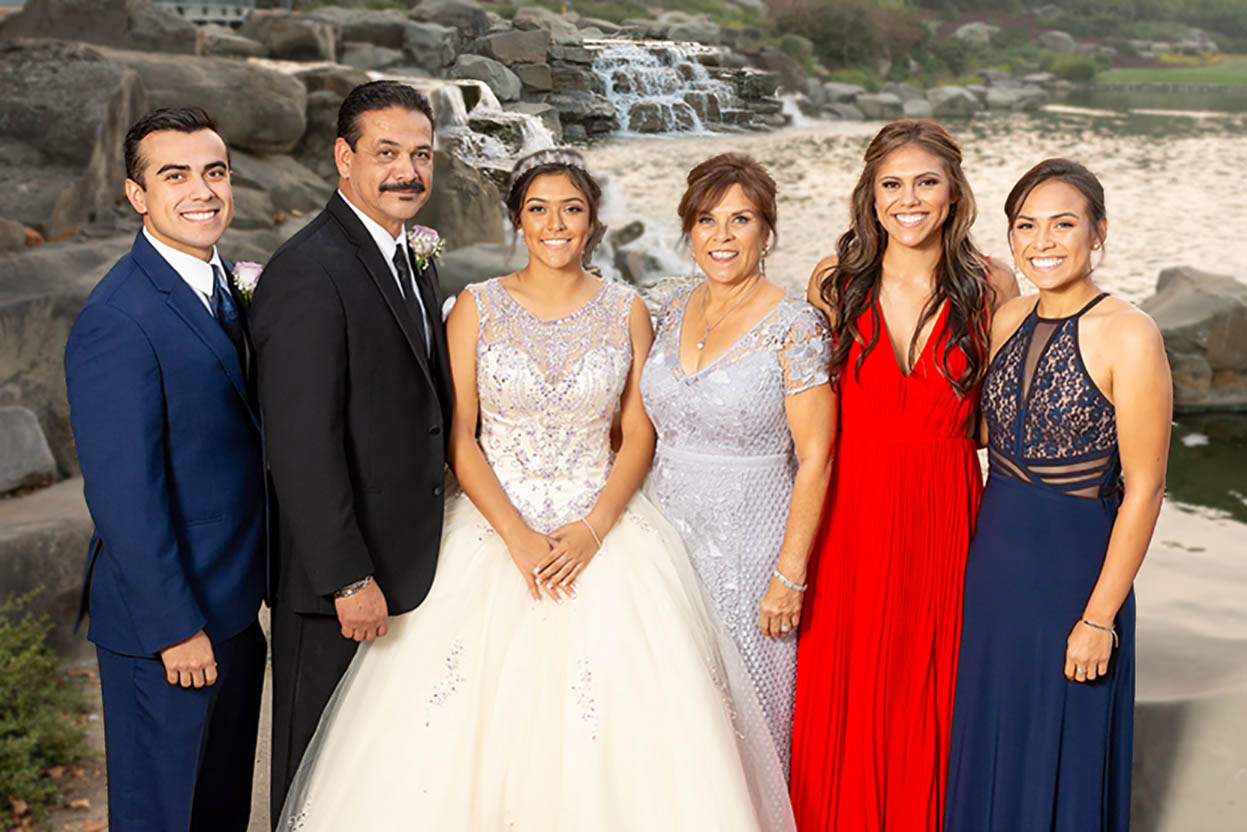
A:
250,193,452,616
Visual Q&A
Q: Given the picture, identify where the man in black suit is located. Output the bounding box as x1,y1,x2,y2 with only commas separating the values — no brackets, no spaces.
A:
248,81,452,824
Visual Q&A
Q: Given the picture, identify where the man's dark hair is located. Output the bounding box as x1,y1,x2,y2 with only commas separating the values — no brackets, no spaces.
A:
124,106,226,188
337,81,435,150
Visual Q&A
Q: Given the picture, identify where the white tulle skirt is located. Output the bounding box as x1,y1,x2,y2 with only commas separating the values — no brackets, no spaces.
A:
277,487,795,831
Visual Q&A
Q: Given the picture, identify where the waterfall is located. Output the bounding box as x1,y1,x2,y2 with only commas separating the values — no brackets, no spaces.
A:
588,39,739,135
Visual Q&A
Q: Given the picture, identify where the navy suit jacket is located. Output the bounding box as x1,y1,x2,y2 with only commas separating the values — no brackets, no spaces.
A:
65,231,267,657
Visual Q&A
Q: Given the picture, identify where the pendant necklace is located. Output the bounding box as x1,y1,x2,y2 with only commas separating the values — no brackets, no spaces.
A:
698,275,761,350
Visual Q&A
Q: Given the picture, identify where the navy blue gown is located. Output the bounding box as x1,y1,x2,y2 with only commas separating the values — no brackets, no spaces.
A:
946,294,1134,832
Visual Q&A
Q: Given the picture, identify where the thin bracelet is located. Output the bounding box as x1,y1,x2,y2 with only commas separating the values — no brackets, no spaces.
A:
772,568,807,592
581,516,602,550
1081,618,1119,648
334,575,372,599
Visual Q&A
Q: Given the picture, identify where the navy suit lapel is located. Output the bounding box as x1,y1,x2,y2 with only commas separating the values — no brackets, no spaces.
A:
132,233,259,429
326,194,437,391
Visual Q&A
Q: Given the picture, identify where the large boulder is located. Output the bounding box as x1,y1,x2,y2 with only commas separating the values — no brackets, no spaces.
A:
238,11,336,62
512,62,553,93
0,40,148,236
1139,267,1247,410
292,89,342,182
200,24,268,58
0,0,202,55
985,86,1046,111
513,6,582,45
305,6,409,50
402,21,458,74
855,92,904,120
882,81,924,102
450,54,521,102
668,20,721,46
0,407,57,493
953,21,998,46
339,42,406,71
542,90,617,135
229,152,333,215
1038,30,1077,53
294,65,372,97
926,85,982,117
752,47,802,91
0,218,27,254
408,0,490,40
474,29,550,67
823,82,865,103
902,98,934,119
98,47,308,154
412,151,504,252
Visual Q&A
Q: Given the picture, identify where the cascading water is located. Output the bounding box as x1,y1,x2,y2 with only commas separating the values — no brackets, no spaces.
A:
588,39,740,135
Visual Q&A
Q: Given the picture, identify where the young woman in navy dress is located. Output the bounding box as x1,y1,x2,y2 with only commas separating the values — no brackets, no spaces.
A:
945,159,1172,831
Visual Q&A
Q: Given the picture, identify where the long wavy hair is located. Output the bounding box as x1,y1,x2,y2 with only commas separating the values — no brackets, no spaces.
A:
818,120,992,398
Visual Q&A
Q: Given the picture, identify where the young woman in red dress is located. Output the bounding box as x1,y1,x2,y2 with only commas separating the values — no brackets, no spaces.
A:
792,120,1017,830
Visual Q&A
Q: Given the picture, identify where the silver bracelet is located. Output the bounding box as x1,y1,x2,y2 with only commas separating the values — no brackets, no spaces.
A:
1081,618,1119,648
772,568,807,592
581,516,602,550
334,575,372,599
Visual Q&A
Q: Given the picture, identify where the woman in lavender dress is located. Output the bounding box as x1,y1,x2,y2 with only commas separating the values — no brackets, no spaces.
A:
641,154,835,772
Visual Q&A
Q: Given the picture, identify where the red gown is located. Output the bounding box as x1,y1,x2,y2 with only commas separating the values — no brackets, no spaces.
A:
790,299,983,831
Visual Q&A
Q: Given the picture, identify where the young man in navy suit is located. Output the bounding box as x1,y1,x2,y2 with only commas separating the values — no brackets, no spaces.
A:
65,107,266,831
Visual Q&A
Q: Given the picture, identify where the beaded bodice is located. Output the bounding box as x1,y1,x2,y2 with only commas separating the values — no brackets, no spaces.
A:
982,294,1119,499
468,277,635,532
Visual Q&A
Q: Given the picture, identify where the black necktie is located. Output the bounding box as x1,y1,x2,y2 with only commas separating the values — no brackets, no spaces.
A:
210,265,246,366
392,247,430,354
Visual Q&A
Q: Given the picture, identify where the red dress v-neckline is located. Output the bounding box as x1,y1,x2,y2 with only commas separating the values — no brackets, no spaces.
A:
878,297,949,379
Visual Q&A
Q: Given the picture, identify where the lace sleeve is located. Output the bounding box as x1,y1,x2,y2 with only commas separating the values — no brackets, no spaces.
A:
779,304,832,395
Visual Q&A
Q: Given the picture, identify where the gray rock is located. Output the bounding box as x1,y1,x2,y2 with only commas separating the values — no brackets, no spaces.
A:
1038,30,1077,53
547,44,593,65
562,123,588,143
800,78,826,108
0,0,202,55
0,159,79,237
0,40,148,236
855,92,904,120
966,84,988,103
475,29,550,66
902,98,934,119
608,220,644,250
451,54,521,102
628,101,697,133
1139,267,1247,410
239,11,336,62
466,113,526,155
230,186,279,231
99,47,308,154
512,5,582,45
722,67,779,100
201,24,268,58
437,242,524,298
0,478,94,657
926,85,982,117
953,21,998,46
615,246,666,285
305,6,409,50
504,101,562,142
339,42,406,71
544,90,617,135
0,217,27,253
824,102,864,120
403,21,458,73
292,90,342,182
985,86,1046,111
823,82,865,103
295,65,372,97
576,16,621,35
0,407,57,493
411,150,504,252
683,90,721,123
229,152,333,215
753,47,802,92
980,68,1011,86
512,62,553,92
882,81,925,102
409,0,490,40
551,64,604,95
668,20,721,45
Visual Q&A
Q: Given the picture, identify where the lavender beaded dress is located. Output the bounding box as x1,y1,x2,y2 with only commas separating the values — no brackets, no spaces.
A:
277,278,795,831
641,285,832,773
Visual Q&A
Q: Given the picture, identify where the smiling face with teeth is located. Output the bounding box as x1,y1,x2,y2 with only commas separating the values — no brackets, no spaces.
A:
124,128,233,261
689,183,770,288
872,143,954,253
1009,179,1107,292
517,172,594,272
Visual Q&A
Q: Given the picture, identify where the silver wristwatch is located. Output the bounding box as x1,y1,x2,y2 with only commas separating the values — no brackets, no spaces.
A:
334,575,373,599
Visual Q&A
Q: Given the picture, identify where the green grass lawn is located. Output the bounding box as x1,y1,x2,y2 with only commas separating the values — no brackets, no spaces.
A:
1098,55,1247,85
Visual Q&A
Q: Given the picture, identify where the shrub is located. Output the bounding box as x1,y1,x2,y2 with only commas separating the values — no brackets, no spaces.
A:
1050,53,1099,81
0,593,91,827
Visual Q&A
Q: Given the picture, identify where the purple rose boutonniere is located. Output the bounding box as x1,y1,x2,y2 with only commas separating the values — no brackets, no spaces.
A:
406,225,443,272
233,261,263,302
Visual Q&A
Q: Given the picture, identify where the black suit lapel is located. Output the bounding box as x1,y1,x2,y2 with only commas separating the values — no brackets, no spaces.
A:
326,194,437,392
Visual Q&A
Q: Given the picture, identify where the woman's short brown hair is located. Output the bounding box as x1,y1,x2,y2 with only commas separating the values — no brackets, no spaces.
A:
677,153,778,247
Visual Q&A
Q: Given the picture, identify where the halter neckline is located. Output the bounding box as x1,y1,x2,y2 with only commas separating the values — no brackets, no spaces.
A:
1032,292,1108,322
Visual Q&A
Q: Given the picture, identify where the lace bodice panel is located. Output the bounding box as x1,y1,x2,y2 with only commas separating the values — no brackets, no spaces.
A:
982,296,1119,499
468,278,635,532
641,287,832,457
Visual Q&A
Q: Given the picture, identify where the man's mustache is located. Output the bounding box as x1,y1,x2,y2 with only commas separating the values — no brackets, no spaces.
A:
379,180,426,193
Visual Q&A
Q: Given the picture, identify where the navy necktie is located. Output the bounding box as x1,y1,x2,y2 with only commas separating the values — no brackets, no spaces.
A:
392,248,431,354
211,265,246,366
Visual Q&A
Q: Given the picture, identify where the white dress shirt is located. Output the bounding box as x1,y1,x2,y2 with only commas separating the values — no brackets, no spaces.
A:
338,190,431,351
143,227,225,316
